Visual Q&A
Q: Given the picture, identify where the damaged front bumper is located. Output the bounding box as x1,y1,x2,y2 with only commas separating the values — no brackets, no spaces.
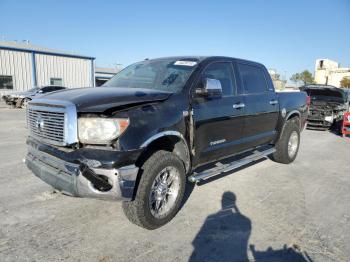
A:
25,138,141,201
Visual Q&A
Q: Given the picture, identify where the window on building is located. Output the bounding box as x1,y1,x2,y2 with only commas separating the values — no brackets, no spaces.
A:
0,75,13,89
238,63,268,94
319,60,324,69
50,78,63,86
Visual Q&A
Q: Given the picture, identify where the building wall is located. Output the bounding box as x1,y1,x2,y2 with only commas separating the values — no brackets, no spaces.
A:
328,70,350,87
35,54,93,88
0,48,94,97
314,59,350,87
0,49,33,93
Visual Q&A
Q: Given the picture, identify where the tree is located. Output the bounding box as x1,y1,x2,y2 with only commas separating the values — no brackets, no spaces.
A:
340,77,350,88
290,70,315,85
290,73,301,84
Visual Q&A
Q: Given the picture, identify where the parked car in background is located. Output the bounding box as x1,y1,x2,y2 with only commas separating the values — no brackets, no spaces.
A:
300,85,350,131
342,112,350,137
25,56,308,229
2,85,66,108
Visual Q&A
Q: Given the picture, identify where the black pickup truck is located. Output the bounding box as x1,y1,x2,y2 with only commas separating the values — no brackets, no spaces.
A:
25,56,308,229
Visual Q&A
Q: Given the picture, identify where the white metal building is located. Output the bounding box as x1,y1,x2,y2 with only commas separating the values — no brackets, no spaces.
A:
0,41,95,96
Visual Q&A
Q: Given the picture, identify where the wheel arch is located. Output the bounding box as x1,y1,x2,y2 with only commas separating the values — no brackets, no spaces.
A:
275,110,301,142
285,110,301,129
138,131,191,173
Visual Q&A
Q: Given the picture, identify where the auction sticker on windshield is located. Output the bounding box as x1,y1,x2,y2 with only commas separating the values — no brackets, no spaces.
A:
174,61,197,66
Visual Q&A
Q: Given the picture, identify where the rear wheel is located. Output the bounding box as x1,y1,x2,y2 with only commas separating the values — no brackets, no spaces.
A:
122,150,186,229
272,119,300,164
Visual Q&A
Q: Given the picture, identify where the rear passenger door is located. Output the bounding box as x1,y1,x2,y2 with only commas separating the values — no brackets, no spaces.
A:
237,62,279,149
193,61,246,166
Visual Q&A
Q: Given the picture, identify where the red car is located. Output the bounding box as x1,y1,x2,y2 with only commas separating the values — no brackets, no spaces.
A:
342,112,350,137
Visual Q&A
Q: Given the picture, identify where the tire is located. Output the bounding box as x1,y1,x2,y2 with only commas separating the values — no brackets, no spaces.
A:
122,150,186,230
271,120,300,164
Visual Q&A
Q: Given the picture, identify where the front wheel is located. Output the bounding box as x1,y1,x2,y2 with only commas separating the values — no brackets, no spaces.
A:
122,150,186,229
271,120,300,164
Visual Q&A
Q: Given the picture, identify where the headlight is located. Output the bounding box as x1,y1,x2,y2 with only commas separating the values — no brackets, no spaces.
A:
78,118,129,144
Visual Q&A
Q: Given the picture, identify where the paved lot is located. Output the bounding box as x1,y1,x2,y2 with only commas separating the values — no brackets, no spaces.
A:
0,104,350,262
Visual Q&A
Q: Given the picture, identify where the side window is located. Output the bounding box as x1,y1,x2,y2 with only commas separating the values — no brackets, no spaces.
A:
52,86,63,91
41,86,53,93
202,62,235,96
238,63,268,94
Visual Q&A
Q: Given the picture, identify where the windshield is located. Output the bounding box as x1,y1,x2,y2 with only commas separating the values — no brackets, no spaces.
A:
103,58,198,92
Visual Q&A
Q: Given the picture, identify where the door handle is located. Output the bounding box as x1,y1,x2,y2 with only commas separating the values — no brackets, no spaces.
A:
233,103,245,109
269,100,278,105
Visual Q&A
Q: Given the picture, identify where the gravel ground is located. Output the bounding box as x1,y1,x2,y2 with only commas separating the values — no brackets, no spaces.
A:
0,104,350,262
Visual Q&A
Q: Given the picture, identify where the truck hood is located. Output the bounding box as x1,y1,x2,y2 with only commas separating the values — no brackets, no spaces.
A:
37,87,172,113
300,86,349,103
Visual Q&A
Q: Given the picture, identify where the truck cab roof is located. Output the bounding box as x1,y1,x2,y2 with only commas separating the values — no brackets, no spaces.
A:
148,56,265,67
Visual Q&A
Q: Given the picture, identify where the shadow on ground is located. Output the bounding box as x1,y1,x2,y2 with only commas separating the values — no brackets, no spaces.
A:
189,191,312,262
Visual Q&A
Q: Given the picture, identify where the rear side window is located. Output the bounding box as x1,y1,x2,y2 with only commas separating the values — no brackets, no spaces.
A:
52,86,64,91
238,63,268,94
41,86,52,92
202,62,236,96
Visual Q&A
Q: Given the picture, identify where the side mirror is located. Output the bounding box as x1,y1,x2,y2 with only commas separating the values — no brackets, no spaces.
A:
195,78,222,98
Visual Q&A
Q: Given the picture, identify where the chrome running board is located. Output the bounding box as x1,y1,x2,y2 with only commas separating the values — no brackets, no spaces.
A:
188,147,276,183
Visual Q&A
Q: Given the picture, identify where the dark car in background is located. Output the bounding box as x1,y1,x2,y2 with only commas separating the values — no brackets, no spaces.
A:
2,85,66,108
300,85,350,131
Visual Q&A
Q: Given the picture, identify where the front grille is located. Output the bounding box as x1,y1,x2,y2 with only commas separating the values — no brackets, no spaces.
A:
26,99,78,146
27,108,65,145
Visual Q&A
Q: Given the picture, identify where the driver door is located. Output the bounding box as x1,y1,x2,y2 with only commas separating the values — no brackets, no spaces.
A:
192,61,246,166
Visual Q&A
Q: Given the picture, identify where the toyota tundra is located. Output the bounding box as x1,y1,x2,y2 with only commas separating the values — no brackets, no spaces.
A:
25,56,308,229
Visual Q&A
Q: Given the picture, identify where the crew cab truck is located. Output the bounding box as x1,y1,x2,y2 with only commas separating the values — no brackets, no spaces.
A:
25,56,308,229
